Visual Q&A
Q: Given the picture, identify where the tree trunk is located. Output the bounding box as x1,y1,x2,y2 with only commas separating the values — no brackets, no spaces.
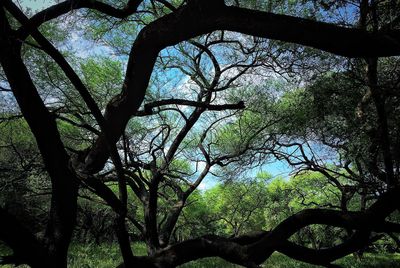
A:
0,5,78,267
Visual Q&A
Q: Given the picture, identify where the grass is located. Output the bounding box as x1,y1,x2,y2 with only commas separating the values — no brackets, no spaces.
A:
179,253,400,268
335,253,400,268
1,243,399,267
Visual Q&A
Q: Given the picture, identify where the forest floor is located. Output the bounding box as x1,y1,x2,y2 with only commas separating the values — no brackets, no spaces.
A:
1,243,400,267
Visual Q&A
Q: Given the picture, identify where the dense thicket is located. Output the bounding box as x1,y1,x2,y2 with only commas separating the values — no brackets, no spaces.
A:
1,0,400,267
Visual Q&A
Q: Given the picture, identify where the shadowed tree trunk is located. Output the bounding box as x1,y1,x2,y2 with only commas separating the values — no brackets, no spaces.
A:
0,5,78,267
1,0,400,267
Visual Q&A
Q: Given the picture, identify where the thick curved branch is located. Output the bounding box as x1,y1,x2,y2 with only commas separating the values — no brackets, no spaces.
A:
17,1,400,57
125,187,400,267
247,186,400,264
85,1,400,174
9,0,399,174
275,232,372,266
16,0,145,39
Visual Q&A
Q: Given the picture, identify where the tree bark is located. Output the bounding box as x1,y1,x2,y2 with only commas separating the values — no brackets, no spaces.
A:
0,5,78,267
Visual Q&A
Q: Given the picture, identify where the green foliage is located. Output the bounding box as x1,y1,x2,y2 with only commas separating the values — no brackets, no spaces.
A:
0,117,87,235
264,173,354,249
2,1,400,266
80,57,123,108
168,158,193,175
0,119,47,231
264,177,294,228
2,244,398,268
204,178,269,235
175,190,220,241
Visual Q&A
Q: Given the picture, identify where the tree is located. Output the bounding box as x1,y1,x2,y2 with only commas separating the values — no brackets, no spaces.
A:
1,0,400,267
204,175,270,237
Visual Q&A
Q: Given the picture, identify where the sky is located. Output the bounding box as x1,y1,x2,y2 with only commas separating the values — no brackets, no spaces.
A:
17,0,55,11
14,0,304,190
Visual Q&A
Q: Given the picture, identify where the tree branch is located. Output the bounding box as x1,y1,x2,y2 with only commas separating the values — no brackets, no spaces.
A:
137,99,244,115
16,0,145,39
